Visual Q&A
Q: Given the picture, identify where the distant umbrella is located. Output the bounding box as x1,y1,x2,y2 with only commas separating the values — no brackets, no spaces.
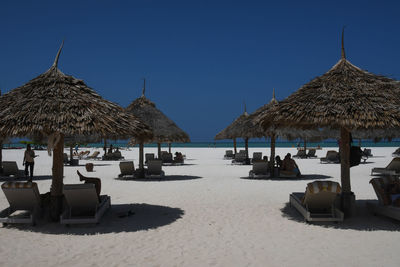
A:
215,103,251,158
256,29,400,216
0,41,152,219
126,79,190,170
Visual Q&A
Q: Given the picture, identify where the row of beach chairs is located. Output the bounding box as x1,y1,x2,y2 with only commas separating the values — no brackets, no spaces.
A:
119,160,165,178
0,171,111,226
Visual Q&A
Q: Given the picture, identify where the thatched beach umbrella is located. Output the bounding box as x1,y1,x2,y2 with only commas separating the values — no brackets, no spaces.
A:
256,30,400,215
0,42,152,219
240,90,324,174
215,104,253,158
126,80,190,169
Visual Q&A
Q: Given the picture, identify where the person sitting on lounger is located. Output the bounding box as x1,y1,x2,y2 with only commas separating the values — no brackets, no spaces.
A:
77,171,101,201
275,156,282,169
282,153,301,177
387,181,400,206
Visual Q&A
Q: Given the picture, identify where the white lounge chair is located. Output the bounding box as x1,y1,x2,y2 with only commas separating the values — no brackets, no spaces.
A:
307,149,317,158
224,150,234,159
320,150,340,164
145,153,155,165
289,181,344,222
252,152,263,162
232,150,247,165
87,151,101,160
249,161,269,179
366,176,400,221
0,182,42,226
293,150,307,159
118,161,135,178
371,158,400,176
1,161,25,178
60,183,111,225
146,160,165,178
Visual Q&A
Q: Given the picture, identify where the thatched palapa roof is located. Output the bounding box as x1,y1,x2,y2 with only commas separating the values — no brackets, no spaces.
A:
256,34,400,136
126,82,190,143
215,104,253,140
0,42,152,140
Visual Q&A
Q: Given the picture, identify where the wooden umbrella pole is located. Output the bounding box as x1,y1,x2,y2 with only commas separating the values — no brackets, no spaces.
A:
168,143,171,154
270,133,276,177
50,133,64,221
158,143,161,158
340,127,355,217
69,145,73,165
139,141,144,170
245,138,249,159
137,140,145,178
304,139,307,152
233,138,237,155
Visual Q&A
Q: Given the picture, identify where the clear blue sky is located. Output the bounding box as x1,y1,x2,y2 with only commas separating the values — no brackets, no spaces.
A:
1,0,400,142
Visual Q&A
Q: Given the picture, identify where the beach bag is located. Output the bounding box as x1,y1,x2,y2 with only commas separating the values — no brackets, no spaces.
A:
350,146,362,167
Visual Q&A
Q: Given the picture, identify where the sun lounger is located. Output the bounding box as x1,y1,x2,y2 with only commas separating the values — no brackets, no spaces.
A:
320,150,340,164
366,177,400,221
161,152,173,165
249,161,269,179
102,151,125,160
293,150,307,159
146,160,165,178
86,151,100,160
118,161,135,178
224,150,234,159
0,182,42,226
1,161,25,178
60,183,111,225
232,150,248,165
307,149,317,158
63,153,69,164
252,152,263,163
145,153,155,165
289,180,344,222
371,157,400,176
392,148,400,157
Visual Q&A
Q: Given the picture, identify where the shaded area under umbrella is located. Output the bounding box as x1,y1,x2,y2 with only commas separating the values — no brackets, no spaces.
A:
0,42,152,220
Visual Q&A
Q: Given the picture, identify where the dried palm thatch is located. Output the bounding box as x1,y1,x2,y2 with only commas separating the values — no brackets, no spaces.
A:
255,29,400,215
0,42,152,219
126,85,190,144
0,45,152,140
256,43,400,133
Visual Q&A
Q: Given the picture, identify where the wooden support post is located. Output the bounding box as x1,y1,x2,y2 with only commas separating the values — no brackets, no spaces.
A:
137,141,145,178
233,138,237,155
270,134,276,177
158,143,161,159
244,138,249,159
168,143,171,154
50,133,64,221
340,127,355,217
69,145,73,165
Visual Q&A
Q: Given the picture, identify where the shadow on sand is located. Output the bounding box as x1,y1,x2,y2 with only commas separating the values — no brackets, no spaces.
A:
240,174,332,181
7,203,184,235
280,200,400,231
0,175,53,182
64,163,112,167
116,175,202,182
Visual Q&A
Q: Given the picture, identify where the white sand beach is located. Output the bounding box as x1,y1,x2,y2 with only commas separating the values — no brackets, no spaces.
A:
0,146,399,267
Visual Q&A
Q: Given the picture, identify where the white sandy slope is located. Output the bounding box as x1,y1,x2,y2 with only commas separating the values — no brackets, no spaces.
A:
0,146,399,267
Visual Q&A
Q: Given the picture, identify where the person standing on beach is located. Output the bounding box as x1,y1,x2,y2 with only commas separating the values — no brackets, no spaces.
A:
23,144,36,182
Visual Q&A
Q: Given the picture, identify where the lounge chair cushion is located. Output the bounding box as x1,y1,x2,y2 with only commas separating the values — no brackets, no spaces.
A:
369,177,398,206
302,181,341,208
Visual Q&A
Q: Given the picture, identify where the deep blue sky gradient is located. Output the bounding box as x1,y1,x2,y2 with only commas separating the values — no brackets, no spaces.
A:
1,0,400,141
